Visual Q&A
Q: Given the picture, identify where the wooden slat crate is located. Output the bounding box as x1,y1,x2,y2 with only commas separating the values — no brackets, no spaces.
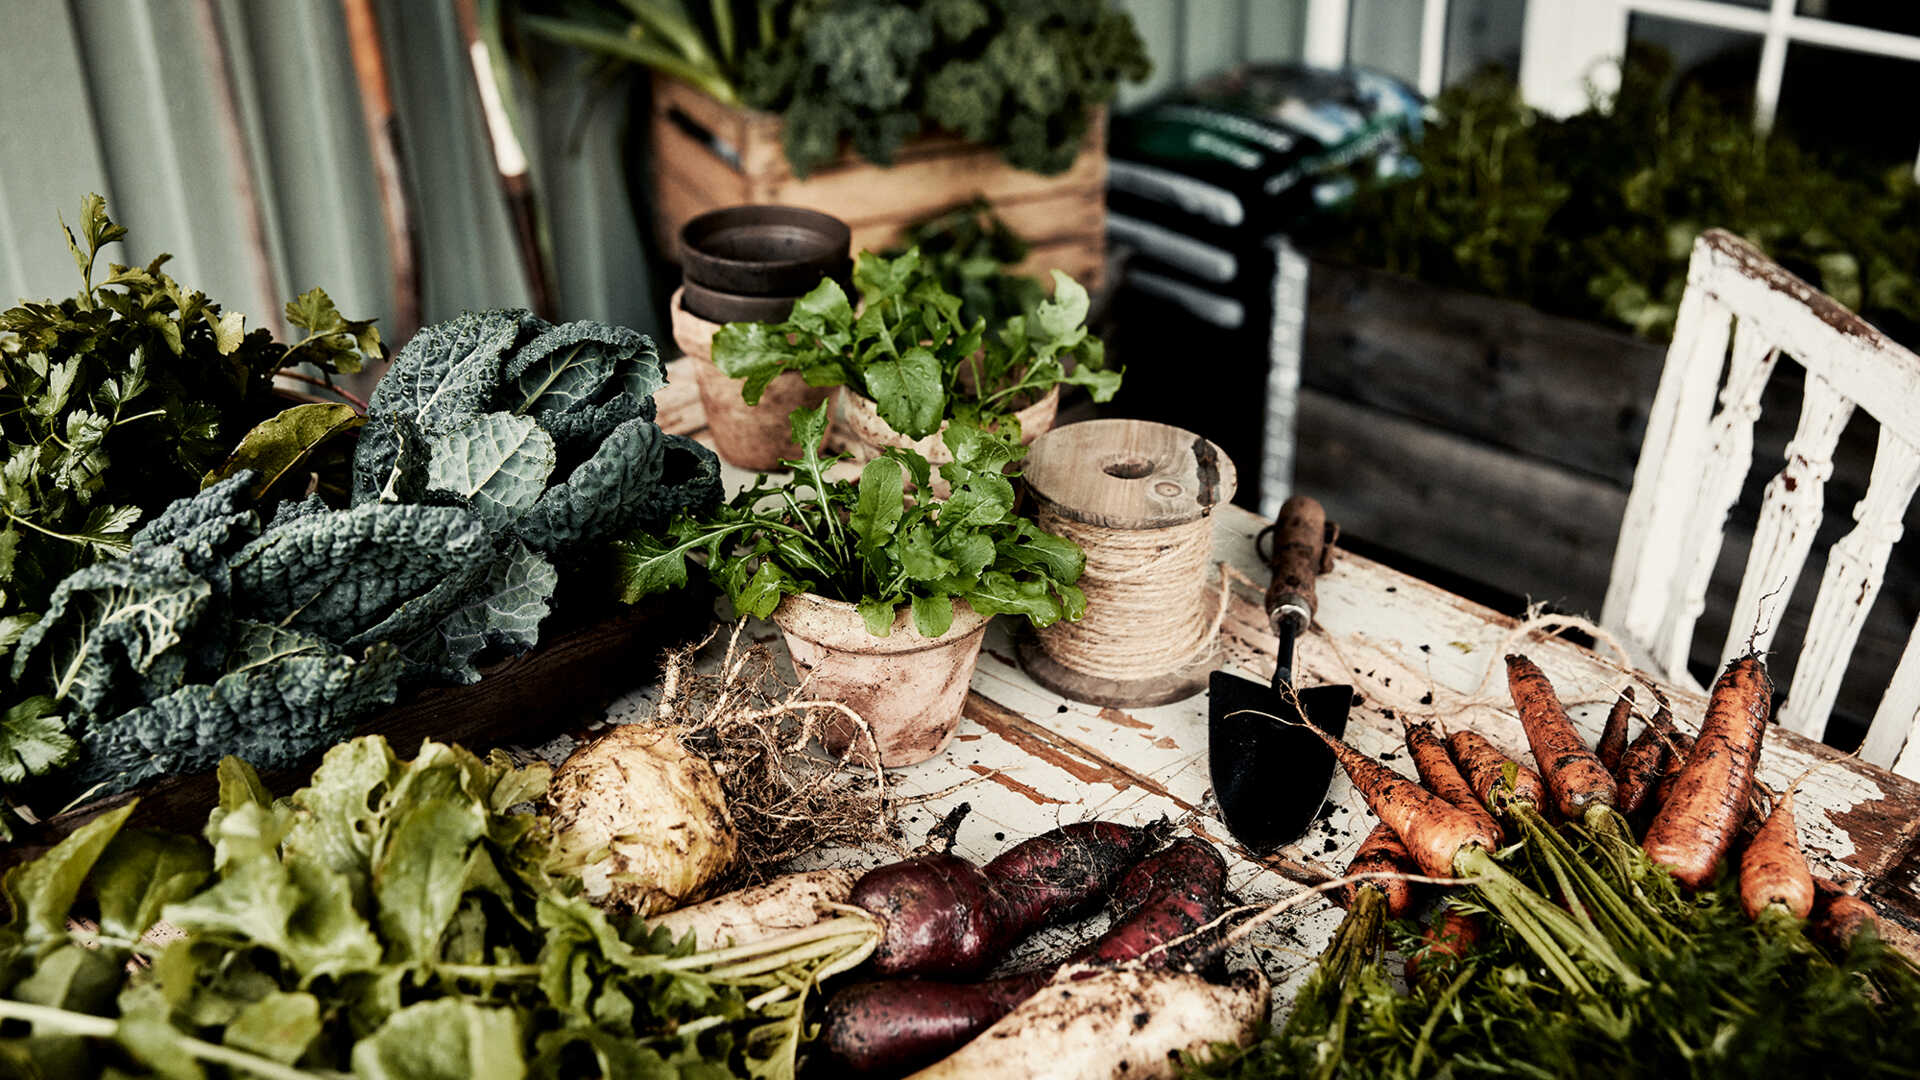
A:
649,74,1107,290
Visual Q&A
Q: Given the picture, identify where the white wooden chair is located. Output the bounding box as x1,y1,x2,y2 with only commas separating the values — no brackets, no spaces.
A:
1604,229,1920,778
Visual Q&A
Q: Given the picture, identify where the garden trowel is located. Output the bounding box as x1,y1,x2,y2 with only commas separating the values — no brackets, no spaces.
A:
1208,495,1350,853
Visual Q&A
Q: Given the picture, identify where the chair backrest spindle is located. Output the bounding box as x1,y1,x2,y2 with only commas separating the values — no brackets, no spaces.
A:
1604,230,1920,776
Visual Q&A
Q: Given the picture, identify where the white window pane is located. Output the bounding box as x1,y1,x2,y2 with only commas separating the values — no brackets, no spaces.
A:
1776,42,1920,169
1627,12,1762,113
1444,0,1528,84
1797,1,1920,35
1349,0,1425,85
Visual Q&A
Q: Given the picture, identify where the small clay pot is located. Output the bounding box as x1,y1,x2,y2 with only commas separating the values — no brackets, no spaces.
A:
835,384,1060,495
772,593,990,768
671,289,833,470
680,279,803,324
680,205,851,296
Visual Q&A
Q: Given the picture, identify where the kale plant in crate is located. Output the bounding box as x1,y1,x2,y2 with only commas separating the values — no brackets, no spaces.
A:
5,310,721,806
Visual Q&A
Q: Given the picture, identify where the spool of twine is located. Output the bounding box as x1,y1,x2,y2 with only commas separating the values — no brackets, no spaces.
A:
1018,419,1238,707
1034,509,1222,682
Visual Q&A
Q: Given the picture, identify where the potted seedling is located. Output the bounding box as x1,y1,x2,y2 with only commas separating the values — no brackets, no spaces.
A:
613,402,1085,766
712,247,1119,489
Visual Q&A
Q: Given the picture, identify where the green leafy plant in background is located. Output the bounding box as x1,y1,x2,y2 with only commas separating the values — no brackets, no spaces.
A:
0,196,381,657
1305,55,1920,344
711,247,1117,442
0,736,879,1079
889,196,1047,330
744,0,1151,176
2,309,722,809
615,401,1086,638
518,0,1150,178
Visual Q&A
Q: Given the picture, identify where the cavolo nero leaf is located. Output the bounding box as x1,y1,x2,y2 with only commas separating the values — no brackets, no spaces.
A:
510,417,667,554
423,412,557,531
75,644,404,795
353,309,542,503
412,539,557,684
227,502,493,644
501,319,665,446
11,547,215,716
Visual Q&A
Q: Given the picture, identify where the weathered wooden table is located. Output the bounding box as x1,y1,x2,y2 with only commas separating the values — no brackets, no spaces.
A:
639,386,1920,1004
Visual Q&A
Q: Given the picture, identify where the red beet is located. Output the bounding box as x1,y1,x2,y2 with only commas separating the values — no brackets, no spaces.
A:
852,820,1165,977
824,835,1229,1075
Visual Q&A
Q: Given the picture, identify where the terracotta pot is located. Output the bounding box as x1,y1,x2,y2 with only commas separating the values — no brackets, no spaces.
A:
835,384,1059,495
771,593,990,768
670,288,833,470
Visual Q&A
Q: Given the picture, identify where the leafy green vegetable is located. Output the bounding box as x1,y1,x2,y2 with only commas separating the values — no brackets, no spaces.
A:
6,307,720,805
890,196,1046,329
741,0,1150,177
1307,56,1920,346
713,247,1116,441
0,735,881,1078
615,401,1085,637
0,196,382,668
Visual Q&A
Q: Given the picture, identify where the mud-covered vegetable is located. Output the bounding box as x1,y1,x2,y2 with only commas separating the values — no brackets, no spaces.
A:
548,724,740,915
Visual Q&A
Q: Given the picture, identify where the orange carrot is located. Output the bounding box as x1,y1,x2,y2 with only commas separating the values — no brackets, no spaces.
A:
1596,687,1633,772
1740,784,1814,920
1446,729,1546,812
1341,822,1417,917
1642,654,1773,890
1407,906,1484,985
1811,876,1879,949
1614,690,1676,815
1292,721,1500,879
1405,718,1504,843
1651,729,1697,809
1507,654,1618,818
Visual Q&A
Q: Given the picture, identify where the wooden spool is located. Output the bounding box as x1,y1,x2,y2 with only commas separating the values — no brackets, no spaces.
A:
1017,418,1238,707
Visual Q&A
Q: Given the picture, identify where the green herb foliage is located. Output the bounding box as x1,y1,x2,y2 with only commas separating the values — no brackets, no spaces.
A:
740,0,1150,177
1306,57,1920,345
889,197,1046,331
712,248,1117,442
0,736,879,1079
615,401,1085,638
1187,840,1920,1078
0,195,381,655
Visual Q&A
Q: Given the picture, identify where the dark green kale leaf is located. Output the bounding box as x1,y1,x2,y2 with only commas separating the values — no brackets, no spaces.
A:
73,644,403,793
227,503,494,645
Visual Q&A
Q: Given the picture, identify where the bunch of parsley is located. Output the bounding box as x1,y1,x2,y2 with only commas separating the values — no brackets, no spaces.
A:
614,401,1085,638
0,196,380,655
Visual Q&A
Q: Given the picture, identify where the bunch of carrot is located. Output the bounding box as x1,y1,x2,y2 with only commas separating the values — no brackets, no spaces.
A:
1187,652,1920,1078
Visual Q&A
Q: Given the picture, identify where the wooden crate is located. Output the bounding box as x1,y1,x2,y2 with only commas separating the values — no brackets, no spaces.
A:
649,74,1107,290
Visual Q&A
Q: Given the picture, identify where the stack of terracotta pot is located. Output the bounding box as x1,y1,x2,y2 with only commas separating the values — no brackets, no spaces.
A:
669,205,850,469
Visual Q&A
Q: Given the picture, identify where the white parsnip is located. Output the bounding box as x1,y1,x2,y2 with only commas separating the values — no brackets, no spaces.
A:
646,868,857,948
906,968,1267,1080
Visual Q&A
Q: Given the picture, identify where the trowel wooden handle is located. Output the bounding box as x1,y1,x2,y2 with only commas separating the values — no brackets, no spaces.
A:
1264,495,1335,634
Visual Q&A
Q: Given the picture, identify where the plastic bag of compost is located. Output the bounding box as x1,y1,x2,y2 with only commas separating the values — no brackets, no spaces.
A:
1109,63,1427,233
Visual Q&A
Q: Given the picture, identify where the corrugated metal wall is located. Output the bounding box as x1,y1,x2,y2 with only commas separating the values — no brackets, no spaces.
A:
0,0,1379,341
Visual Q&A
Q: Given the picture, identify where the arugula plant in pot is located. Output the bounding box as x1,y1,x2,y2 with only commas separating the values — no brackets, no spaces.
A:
614,401,1084,766
712,247,1119,483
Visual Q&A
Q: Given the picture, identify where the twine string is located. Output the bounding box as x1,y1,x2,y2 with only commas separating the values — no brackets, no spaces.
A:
1036,505,1226,682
